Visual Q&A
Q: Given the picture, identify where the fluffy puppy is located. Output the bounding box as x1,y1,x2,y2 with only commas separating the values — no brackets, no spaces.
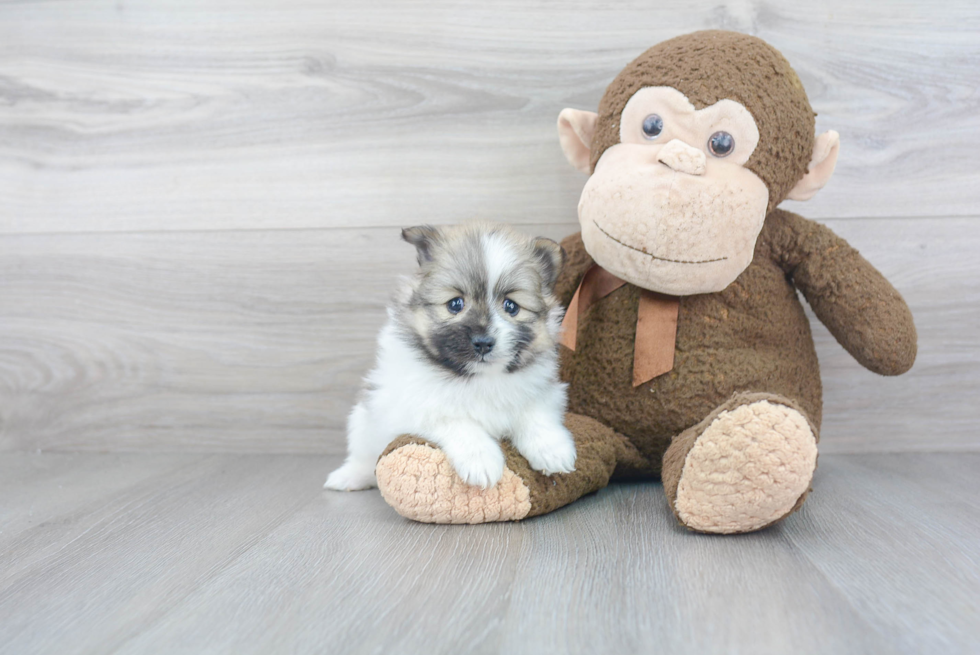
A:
324,221,575,491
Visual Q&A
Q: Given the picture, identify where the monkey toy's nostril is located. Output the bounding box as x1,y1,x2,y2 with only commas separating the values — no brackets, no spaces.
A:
472,335,495,356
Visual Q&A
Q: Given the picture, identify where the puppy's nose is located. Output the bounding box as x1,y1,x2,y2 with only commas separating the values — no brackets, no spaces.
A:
472,335,495,356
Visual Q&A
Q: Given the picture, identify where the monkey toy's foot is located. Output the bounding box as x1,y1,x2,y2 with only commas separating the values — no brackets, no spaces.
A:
375,415,632,524
375,436,532,523
662,393,819,535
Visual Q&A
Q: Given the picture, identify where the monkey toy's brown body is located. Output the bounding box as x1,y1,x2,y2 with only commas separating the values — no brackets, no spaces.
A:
373,31,916,533
552,207,915,532
557,217,826,477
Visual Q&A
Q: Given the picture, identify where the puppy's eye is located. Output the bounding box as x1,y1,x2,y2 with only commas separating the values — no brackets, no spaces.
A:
708,131,735,157
503,299,519,316
642,114,664,140
447,297,464,314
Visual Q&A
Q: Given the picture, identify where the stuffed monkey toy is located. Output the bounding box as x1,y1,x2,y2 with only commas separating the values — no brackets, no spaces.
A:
373,30,917,534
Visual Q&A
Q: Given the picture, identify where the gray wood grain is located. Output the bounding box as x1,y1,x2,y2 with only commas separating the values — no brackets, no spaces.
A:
784,454,980,653
0,453,329,655
0,1,978,235
0,452,198,550
1,218,976,454
117,485,881,655
1,452,976,654
494,487,881,655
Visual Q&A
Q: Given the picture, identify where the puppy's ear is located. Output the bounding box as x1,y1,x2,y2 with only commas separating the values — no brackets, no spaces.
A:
532,237,565,292
401,225,441,266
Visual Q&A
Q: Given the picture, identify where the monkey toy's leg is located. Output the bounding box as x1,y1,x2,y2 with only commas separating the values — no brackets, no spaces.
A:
661,392,819,535
375,414,648,524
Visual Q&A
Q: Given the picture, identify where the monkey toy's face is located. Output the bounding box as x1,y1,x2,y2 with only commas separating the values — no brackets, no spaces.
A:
557,31,840,297
578,86,768,295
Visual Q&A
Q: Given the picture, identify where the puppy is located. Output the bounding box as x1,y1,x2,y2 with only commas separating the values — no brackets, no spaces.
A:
324,221,576,491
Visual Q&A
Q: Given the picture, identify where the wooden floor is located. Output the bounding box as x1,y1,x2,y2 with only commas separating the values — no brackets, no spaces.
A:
1,451,977,655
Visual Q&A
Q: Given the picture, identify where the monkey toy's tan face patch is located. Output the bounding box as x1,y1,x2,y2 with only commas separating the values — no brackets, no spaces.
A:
577,87,770,295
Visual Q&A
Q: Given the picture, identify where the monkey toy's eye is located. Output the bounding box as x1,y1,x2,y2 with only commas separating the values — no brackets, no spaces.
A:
447,297,464,314
503,299,519,317
641,114,664,139
708,131,735,157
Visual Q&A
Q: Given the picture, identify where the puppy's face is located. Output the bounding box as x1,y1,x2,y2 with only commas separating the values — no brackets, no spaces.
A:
397,222,565,377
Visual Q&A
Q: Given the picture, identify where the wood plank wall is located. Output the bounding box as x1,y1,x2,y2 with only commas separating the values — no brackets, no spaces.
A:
1,1,978,454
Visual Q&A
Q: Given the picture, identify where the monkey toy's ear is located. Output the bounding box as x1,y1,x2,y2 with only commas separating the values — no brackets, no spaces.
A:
786,130,841,201
401,225,441,266
557,108,599,174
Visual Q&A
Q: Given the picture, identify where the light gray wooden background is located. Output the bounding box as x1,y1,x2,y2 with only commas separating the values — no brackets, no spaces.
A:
2,3,980,655
1,1,979,454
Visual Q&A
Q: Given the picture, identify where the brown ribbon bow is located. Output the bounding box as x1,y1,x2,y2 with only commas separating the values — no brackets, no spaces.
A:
560,265,680,387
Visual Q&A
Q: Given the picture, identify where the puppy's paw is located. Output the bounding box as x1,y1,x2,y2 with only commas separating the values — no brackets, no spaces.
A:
445,439,506,489
324,461,377,491
519,424,577,476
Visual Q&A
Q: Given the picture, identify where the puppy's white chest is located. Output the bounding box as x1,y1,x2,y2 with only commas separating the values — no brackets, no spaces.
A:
450,375,535,437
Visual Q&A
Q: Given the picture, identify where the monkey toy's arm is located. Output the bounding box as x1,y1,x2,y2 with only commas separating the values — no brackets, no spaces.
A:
555,232,595,307
767,209,917,376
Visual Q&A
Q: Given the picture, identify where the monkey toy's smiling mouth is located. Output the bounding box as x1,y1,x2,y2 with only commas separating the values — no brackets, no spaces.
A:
576,141,770,295
592,220,728,265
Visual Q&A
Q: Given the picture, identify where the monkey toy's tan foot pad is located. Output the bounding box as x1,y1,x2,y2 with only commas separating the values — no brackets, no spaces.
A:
662,393,818,535
375,416,629,524
375,436,532,524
